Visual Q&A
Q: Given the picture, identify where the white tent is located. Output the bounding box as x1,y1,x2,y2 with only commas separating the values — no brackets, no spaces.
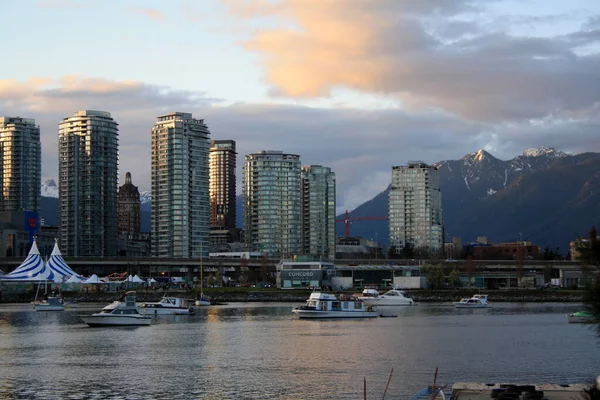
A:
131,274,144,283
147,278,157,283
85,274,102,284
0,241,56,282
46,239,85,282
66,274,86,283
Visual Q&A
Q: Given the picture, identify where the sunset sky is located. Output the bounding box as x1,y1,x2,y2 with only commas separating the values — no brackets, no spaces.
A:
1,0,600,213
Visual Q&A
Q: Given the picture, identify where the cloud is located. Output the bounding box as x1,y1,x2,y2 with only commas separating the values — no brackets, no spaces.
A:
128,6,167,22
226,0,600,122
1,76,599,213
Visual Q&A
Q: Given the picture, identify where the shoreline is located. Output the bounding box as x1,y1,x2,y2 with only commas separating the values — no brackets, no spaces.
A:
0,289,584,304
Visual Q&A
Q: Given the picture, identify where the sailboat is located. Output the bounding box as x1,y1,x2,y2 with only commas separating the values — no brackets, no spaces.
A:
195,242,210,306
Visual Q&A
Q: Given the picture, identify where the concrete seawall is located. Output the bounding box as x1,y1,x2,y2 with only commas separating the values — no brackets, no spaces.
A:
0,289,583,304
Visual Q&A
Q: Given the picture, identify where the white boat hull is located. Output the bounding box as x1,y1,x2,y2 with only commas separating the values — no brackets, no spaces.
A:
138,307,192,315
292,309,379,319
453,303,488,308
80,315,152,326
362,298,414,307
195,299,210,306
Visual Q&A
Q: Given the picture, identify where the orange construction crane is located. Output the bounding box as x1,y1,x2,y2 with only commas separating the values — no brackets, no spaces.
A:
336,210,389,237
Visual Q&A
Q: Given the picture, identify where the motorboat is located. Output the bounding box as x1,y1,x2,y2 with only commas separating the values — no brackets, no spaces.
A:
359,288,414,306
34,296,65,311
409,367,446,400
453,294,489,308
80,291,152,327
566,311,598,324
409,386,446,400
292,292,379,319
138,296,195,315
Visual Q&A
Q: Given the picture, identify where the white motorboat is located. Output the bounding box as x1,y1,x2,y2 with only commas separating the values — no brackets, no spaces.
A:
292,292,379,319
139,296,195,315
34,296,65,311
80,291,152,327
359,288,414,306
453,294,489,308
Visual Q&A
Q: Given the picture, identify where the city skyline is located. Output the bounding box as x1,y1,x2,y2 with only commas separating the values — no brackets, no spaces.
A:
1,0,600,213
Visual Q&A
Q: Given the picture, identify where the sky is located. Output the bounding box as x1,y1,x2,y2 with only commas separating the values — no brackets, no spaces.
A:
1,0,600,214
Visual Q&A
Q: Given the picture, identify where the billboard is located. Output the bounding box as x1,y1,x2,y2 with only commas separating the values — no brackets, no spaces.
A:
24,211,39,244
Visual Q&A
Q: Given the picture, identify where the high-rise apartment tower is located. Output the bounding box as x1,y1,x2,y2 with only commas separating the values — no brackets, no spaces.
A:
117,172,141,235
151,112,210,258
58,110,119,257
300,165,336,260
209,140,236,229
0,117,41,212
243,150,301,257
389,161,443,254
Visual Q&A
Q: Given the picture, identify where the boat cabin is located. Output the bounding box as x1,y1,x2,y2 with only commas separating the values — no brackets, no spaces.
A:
303,292,369,312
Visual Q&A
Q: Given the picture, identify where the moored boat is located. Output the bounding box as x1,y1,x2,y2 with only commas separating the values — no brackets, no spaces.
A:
292,292,379,319
80,291,152,327
359,287,414,306
453,294,489,308
409,386,446,400
34,296,65,311
138,296,195,315
566,311,598,324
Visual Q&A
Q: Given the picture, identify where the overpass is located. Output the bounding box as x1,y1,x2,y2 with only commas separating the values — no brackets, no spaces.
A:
0,257,586,278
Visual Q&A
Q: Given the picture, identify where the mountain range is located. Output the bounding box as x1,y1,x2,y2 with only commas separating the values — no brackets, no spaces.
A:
39,146,600,254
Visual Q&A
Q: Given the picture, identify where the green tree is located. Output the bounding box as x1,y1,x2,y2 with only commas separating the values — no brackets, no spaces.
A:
422,263,445,289
448,269,461,288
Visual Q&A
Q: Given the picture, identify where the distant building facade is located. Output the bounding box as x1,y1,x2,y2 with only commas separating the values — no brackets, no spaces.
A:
243,150,301,257
389,161,444,254
58,110,119,257
0,117,41,212
300,165,336,260
151,112,210,258
469,241,540,260
117,172,141,235
209,140,236,229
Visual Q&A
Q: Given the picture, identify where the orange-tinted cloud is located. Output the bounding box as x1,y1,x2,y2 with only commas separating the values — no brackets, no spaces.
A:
227,0,600,122
128,6,167,22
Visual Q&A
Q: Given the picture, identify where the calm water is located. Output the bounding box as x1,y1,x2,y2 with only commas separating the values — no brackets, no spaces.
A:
0,301,598,400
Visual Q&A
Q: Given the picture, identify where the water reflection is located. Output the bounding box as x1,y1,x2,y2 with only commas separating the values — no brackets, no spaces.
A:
0,302,598,399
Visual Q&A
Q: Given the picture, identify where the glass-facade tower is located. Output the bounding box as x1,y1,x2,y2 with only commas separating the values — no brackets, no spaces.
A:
301,165,336,260
58,110,119,257
151,112,210,258
243,150,301,257
209,140,236,229
0,117,41,212
389,161,443,253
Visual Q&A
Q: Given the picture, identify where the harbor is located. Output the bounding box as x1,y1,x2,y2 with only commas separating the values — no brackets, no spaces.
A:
0,300,598,399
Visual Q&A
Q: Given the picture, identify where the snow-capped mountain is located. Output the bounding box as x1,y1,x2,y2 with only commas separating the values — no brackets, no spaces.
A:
41,179,152,205
140,191,152,206
41,178,58,198
435,146,568,196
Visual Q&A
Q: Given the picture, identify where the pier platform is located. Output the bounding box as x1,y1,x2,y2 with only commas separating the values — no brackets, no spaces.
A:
451,382,592,400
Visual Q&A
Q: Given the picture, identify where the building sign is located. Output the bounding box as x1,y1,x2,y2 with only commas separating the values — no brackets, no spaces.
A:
23,211,39,244
282,270,322,280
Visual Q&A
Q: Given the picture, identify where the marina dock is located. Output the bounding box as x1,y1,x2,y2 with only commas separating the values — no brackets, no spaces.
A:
451,382,593,400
